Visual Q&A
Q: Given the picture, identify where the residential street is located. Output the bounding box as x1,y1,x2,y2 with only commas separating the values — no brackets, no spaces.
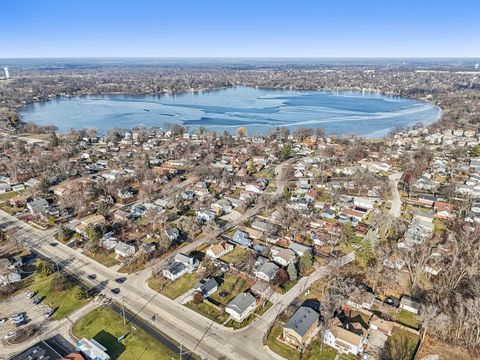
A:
388,172,403,218
0,209,353,360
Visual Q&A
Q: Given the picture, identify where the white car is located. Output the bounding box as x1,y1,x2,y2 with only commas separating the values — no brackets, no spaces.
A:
4,331,16,340
24,291,35,299
0,318,6,324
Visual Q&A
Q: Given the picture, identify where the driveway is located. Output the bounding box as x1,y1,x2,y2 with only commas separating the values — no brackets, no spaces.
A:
388,172,403,218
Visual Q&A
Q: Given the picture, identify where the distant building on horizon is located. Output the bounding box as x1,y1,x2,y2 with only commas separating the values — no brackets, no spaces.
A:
3,67,10,79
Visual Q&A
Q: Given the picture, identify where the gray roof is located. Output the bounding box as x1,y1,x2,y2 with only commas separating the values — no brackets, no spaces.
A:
226,292,256,314
195,278,218,295
284,306,319,337
257,261,279,279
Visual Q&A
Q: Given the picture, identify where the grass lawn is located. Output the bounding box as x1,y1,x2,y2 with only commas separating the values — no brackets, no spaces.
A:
72,307,177,360
397,309,421,329
265,324,338,360
148,273,199,299
84,250,120,268
28,274,90,320
210,273,250,305
385,328,420,360
219,246,247,264
185,300,229,324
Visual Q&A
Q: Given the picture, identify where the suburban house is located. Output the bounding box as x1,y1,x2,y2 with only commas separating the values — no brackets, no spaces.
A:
323,318,365,356
193,278,219,298
114,242,136,258
206,242,234,259
288,242,311,257
74,214,106,236
197,209,216,222
165,227,180,241
232,231,252,248
254,261,279,282
283,306,319,347
225,292,257,322
27,198,50,217
346,290,375,310
399,296,421,314
211,198,233,214
369,315,394,336
162,253,198,281
271,248,296,266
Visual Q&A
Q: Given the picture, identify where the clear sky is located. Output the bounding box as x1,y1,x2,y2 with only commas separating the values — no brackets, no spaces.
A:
1,0,479,58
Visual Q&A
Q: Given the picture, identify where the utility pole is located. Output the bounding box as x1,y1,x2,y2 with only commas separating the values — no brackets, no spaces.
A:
122,297,126,326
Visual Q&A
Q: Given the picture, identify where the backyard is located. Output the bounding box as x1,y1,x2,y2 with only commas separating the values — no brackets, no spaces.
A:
210,273,250,305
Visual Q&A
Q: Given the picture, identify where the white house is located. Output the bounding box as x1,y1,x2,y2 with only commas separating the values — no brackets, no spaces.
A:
225,293,257,322
323,318,365,356
399,296,421,315
271,248,296,266
114,242,136,258
206,242,234,259
254,261,279,282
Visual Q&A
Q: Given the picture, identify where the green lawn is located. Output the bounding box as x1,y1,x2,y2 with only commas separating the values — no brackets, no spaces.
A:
397,309,421,329
85,250,120,267
72,307,177,360
278,279,298,294
219,246,247,264
28,274,90,320
210,273,250,305
265,325,338,360
185,300,229,324
148,273,199,299
384,328,419,360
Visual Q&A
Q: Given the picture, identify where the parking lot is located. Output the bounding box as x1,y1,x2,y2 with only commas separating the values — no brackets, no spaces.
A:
0,291,52,340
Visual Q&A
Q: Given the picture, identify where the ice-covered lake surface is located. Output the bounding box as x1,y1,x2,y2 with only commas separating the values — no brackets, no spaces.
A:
19,86,441,137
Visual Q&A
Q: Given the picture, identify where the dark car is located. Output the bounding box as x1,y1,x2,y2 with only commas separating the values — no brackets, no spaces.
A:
32,295,42,305
115,277,126,284
88,274,97,280
49,242,58,247
111,288,120,294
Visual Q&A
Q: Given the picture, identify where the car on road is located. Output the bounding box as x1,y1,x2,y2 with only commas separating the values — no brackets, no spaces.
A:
88,274,97,280
4,331,17,340
0,318,6,324
111,288,120,294
24,291,35,299
49,242,58,247
115,277,126,284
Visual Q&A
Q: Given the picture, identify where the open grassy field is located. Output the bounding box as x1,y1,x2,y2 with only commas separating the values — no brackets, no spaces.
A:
148,273,199,299
72,307,177,360
28,274,89,320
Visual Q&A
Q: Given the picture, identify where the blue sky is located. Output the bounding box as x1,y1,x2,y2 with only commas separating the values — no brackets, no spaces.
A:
1,0,479,58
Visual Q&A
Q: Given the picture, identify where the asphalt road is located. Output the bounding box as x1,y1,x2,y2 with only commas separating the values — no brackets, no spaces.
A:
388,172,403,218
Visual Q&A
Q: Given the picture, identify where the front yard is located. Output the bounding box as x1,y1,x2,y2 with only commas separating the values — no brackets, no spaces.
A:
84,249,120,268
72,307,177,360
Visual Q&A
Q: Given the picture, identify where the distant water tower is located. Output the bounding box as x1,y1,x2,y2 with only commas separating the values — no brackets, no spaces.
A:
3,67,10,79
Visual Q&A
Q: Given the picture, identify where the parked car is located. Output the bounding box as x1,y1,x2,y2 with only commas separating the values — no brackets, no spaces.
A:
49,242,58,247
32,295,42,305
45,308,55,318
115,277,126,284
88,274,97,280
0,318,6,324
111,288,120,294
4,331,17,340
9,313,24,321
24,291,35,299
